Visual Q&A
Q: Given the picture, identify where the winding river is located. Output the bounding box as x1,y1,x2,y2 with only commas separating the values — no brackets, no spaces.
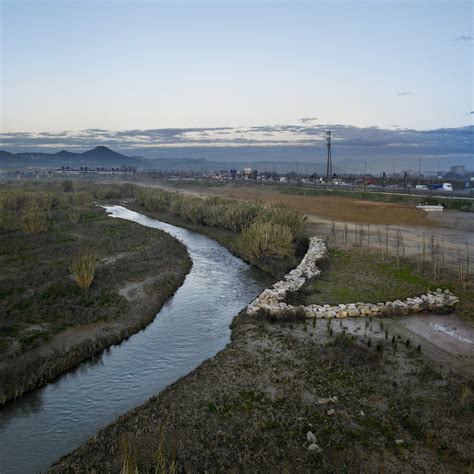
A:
0,206,271,473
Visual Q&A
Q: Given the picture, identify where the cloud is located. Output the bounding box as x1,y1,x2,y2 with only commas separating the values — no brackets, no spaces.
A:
1,124,473,162
454,35,473,41
397,92,413,96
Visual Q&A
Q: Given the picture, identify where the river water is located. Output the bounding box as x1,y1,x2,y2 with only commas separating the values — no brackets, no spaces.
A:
0,206,271,473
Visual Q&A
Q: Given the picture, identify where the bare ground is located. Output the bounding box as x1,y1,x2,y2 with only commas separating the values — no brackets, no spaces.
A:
47,185,474,472
51,313,474,473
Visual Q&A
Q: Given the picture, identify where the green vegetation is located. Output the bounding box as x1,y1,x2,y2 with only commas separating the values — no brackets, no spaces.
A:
70,249,97,289
280,186,474,212
0,182,190,361
293,249,435,306
237,221,293,260
134,188,307,278
20,204,48,235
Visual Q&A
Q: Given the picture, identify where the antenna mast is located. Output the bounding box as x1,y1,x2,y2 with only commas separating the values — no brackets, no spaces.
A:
326,131,332,183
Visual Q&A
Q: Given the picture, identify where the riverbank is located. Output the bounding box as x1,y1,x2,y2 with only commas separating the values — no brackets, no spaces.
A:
50,200,473,472
126,199,307,280
0,186,191,404
51,309,473,472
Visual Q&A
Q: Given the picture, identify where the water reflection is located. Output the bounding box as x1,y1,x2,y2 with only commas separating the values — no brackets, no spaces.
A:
0,206,271,473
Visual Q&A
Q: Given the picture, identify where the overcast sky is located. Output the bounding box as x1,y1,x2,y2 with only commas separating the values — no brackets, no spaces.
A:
1,0,473,135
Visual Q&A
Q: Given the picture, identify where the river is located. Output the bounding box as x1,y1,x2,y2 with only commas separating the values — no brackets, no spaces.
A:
0,206,271,473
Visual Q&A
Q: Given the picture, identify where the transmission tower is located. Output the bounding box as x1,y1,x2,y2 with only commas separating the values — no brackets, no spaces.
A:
326,131,332,183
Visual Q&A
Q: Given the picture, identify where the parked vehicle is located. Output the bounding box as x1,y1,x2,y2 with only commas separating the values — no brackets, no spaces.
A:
430,182,453,192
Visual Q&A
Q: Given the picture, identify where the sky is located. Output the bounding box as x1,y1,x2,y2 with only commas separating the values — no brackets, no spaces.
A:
0,0,472,168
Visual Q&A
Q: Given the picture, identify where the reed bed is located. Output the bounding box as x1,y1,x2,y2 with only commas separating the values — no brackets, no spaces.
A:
135,188,306,262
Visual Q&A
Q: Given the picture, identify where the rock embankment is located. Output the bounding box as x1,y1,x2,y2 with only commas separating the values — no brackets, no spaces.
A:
246,237,459,319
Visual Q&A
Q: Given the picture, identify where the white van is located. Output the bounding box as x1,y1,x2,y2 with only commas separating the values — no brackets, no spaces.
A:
441,183,453,192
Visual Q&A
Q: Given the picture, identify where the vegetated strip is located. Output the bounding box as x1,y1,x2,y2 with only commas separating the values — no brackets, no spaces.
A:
130,186,309,279
0,183,191,404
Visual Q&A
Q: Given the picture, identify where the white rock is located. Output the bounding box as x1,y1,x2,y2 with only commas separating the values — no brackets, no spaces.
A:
308,443,323,453
306,431,317,443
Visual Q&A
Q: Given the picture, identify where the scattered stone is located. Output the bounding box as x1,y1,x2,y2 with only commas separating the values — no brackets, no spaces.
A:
327,409,335,416
308,443,323,453
395,439,404,446
306,431,317,444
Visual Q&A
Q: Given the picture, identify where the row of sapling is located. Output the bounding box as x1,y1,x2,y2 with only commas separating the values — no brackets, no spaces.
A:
328,220,471,285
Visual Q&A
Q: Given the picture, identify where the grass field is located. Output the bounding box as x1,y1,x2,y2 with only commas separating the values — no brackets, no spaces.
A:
295,249,436,306
0,206,188,358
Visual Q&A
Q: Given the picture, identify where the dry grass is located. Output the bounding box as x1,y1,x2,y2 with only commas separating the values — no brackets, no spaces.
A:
70,249,96,289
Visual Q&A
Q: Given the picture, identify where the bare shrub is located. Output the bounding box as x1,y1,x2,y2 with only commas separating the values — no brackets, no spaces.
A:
70,249,96,289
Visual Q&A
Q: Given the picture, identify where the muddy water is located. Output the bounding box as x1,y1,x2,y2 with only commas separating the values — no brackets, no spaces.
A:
0,206,272,474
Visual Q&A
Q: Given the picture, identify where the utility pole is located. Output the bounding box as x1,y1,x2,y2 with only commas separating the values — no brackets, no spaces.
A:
364,158,367,192
326,131,332,184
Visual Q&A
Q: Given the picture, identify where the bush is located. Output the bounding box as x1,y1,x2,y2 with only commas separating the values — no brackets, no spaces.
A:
237,221,293,260
21,205,47,235
70,250,97,289
134,188,306,264
38,191,60,217
62,180,74,192
68,207,82,224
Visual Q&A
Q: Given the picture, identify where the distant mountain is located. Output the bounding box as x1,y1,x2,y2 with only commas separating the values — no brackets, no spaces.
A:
0,146,147,169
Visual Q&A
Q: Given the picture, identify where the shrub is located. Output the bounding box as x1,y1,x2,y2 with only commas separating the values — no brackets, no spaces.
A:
237,221,293,260
62,180,74,192
68,207,82,224
70,191,93,207
38,191,60,217
262,204,306,239
70,250,96,289
21,205,47,235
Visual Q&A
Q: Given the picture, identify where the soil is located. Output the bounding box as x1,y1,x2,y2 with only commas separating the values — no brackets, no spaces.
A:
51,313,474,473
223,187,437,227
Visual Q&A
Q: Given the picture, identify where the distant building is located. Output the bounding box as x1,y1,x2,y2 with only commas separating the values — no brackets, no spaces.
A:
450,165,465,175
